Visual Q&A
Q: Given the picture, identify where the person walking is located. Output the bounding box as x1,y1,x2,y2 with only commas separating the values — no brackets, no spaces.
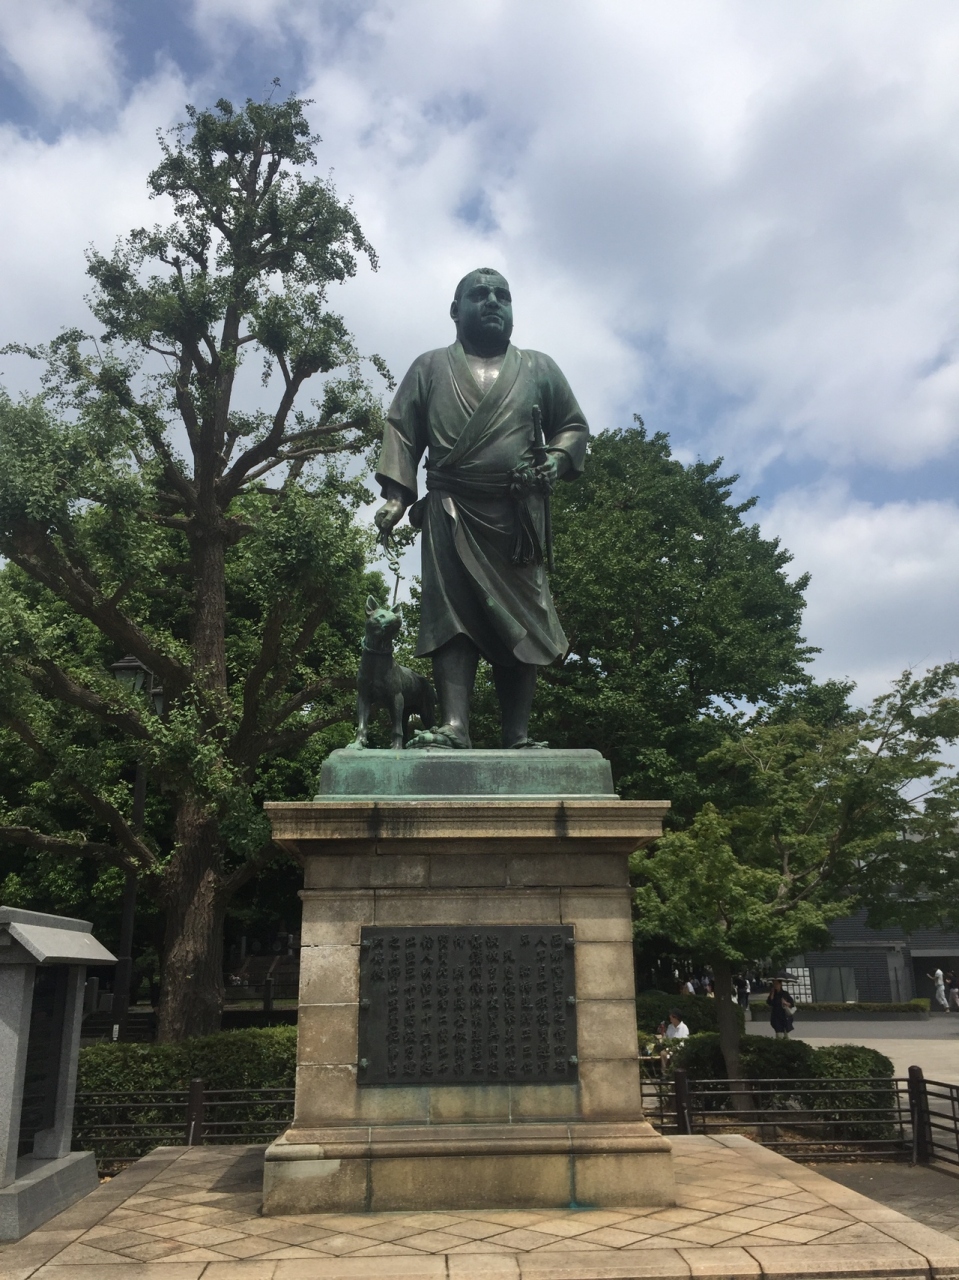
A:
735,974,751,1012
767,977,795,1039
928,967,949,1012
948,972,959,1012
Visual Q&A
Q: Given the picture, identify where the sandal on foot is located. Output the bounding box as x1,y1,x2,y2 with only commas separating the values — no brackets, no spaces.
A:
406,725,471,750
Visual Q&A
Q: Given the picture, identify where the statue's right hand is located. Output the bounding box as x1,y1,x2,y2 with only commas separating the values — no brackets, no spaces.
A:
374,497,406,541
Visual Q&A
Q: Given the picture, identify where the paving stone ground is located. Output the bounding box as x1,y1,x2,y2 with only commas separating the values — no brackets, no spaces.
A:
3,1136,959,1280
814,1162,959,1240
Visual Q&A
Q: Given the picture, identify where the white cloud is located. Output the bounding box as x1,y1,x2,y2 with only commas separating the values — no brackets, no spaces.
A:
0,0,121,113
760,486,959,700
2,1,959,704
0,72,187,375
207,0,959,476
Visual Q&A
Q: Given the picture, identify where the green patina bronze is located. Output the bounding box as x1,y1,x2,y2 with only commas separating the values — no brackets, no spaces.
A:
373,268,587,752
318,747,614,799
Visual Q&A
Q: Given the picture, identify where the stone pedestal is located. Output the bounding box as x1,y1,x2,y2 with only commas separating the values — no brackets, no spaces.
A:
262,748,675,1214
0,907,116,1239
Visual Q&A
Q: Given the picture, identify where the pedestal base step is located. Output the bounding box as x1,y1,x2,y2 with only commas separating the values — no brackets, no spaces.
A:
0,1151,99,1241
263,1121,675,1214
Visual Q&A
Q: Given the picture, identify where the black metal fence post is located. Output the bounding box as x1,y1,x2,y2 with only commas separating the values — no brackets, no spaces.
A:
674,1067,693,1135
908,1065,931,1164
263,976,274,1013
186,1078,205,1147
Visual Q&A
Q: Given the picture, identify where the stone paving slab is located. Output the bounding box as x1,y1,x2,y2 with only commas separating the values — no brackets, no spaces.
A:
2,1136,958,1279
813,1162,959,1241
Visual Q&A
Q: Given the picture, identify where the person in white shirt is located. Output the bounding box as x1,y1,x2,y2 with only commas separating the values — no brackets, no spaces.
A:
928,967,949,1012
665,1010,689,1039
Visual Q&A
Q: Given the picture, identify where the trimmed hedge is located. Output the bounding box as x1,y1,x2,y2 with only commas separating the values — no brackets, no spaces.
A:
636,991,744,1037
799,1001,928,1014
666,1033,896,1138
78,1026,297,1093
74,1028,297,1171
671,1033,815,1082
805,1044,897,1140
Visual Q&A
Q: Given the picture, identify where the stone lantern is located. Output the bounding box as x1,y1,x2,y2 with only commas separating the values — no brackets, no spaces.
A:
0,906,116,1240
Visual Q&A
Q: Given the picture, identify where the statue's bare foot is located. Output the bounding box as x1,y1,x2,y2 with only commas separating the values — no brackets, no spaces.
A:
407,725,471,750
345,737,367,751
506,737,549,749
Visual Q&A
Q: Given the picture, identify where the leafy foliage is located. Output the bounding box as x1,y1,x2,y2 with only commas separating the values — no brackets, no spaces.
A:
672,1032,816,1082
633,664,959,1078
0,92,385,1039
77,1026,297,1092
535,425,813,805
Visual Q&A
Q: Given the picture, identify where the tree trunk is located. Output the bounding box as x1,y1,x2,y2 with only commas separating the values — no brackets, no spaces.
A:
156,797,227,1042
190,531,228,691
713,958,752,1116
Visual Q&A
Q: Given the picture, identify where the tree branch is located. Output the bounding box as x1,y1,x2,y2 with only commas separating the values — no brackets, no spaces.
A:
252,708,352,762
232,598,292,757
220,374,307,501
0,825,120,862
0,714,157,872
222,839,284,896
23,659,150,740
1,520,191,692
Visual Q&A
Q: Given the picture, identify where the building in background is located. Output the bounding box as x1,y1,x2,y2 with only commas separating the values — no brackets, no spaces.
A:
791,909,959,1005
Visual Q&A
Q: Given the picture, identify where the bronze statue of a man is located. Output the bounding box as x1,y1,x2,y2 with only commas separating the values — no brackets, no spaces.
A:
374,268,588,749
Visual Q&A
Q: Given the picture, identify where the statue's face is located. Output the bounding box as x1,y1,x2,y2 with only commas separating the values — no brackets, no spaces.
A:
451,272,513,353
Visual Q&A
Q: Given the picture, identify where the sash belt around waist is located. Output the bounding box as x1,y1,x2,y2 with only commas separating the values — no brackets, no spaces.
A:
424,469,545,567
425,470,513,499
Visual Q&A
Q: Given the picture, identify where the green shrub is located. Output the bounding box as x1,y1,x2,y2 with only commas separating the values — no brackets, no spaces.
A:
810,1044,894,1079
740,1036,815,1080
75,1028,298,1171
805,1044,896,1140
635,992,744,1037
672,1031,813,1078
78,1026,297,1092
670,1032,725,1080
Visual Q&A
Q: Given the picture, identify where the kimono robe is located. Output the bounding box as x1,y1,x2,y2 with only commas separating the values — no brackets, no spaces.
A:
376,342,589,666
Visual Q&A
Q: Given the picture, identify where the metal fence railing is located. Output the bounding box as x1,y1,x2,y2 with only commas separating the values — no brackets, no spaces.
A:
910,1067,959,1169
74,1065,959,1174
73,1080,294,1173
642,1066,942,1162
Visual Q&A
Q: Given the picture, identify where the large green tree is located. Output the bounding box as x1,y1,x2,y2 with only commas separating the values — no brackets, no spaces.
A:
634,666,959,1080
0,93,386,1040
536,426,815,807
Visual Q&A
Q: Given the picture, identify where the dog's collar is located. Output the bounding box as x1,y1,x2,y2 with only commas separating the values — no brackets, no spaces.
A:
362,639,393,655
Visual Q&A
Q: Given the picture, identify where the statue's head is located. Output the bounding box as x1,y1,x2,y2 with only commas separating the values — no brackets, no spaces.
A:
450,268,513,355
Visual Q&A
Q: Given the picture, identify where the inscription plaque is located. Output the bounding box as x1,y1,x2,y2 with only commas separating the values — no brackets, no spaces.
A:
357,925,577,1086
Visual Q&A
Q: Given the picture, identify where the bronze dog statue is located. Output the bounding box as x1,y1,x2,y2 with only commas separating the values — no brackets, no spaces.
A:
347,596,436,750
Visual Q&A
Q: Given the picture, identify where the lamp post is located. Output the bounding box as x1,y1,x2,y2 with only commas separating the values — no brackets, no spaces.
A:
108,655,163,1041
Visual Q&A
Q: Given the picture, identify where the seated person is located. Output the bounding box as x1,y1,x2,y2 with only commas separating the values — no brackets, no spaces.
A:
663,1009,689,1039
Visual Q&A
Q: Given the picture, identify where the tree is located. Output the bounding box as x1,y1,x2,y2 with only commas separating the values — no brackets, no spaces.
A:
535,426,815,808
0,92,387,1040
634,666,959,1080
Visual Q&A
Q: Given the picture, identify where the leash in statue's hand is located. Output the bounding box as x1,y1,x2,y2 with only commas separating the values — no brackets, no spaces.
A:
380,530,403,607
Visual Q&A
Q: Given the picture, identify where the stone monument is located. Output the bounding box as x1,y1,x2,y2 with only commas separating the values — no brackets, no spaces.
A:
0,906,116,1240
262,270,675,1212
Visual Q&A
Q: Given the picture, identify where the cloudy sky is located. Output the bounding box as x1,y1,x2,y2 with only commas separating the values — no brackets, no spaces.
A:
1,0,957,703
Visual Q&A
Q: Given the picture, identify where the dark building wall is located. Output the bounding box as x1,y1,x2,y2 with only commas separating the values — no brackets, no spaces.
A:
804,950,893,1003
